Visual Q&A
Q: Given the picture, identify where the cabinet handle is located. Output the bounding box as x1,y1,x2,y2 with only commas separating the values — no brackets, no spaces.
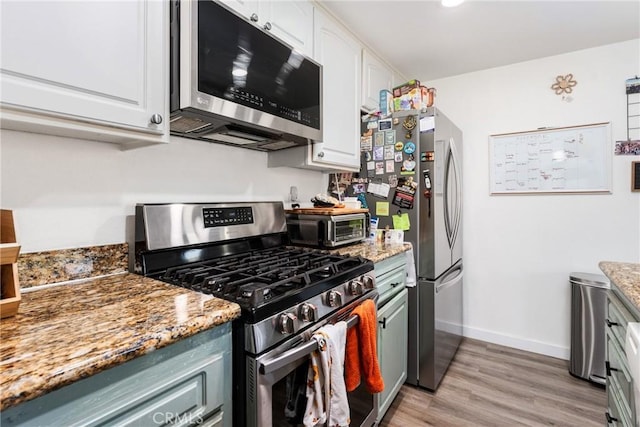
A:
378,318,386,329
263,22,272,31
605,318,619,328
606,411,618,423
250,13,259,22
605,361,619,377
390,282,401,288
150,114,163,125
317,151,325,158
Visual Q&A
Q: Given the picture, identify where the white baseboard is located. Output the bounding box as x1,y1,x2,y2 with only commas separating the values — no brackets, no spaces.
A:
463,325,570,361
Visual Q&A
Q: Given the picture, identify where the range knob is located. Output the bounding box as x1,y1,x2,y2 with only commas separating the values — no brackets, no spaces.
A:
347,280,365,296
298,303,318,322
362,275,375,289
326,290,343,307
277,313,296,334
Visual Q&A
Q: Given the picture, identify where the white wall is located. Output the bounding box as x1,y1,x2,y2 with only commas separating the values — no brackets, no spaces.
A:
428,39,640,359
0,132,325,253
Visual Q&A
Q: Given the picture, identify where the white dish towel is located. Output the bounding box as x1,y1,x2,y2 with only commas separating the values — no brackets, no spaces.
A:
304,322,349,427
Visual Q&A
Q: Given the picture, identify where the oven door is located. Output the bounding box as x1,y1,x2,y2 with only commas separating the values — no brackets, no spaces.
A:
247,292,378,427
327,214,369,247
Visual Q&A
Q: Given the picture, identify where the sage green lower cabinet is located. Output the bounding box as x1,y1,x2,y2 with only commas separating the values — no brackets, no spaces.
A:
377,288,408,422
1,323,232,427
374,252,408,423
606,290,638,427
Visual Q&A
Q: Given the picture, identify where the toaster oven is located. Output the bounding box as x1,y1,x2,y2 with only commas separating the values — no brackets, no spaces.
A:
285,212,369,248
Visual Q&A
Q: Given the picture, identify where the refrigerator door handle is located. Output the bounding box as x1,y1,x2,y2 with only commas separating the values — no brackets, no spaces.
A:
443,145,454,248
435,265,463,293
449,136,462,248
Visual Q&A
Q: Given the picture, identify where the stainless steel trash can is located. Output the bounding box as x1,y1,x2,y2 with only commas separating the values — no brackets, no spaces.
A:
569,272,610,385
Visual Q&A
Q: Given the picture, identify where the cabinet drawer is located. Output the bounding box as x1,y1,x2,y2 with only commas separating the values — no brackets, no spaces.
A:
608,294,635,349
607,333,635,422
608,374,634,427
374,253,406,278
377,267,405,307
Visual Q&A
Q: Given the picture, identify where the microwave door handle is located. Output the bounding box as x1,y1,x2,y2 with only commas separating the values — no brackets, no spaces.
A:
260,315,360,375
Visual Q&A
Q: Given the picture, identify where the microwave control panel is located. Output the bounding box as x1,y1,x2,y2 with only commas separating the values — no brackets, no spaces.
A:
203,207,254,228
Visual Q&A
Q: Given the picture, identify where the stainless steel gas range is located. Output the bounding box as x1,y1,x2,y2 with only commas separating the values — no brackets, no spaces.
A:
134,202,378,427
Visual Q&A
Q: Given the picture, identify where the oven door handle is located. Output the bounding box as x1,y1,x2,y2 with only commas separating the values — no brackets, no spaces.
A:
259,315,360,375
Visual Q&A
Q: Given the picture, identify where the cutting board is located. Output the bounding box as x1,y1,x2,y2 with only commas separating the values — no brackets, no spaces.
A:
285,207,369,215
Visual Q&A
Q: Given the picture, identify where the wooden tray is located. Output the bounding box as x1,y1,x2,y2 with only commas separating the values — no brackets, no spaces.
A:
1,209,20,318
285,207,369,215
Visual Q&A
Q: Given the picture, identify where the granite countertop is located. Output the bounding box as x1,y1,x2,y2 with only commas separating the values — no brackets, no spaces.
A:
599,261,640,311
324,241,412,262
0,273,240,411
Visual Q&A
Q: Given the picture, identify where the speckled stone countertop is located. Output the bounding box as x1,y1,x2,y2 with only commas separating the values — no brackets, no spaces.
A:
0,273,240,410
599,261,640,315
325,241,412,262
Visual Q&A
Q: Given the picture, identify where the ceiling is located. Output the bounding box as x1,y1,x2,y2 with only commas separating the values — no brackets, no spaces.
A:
319,0,640,81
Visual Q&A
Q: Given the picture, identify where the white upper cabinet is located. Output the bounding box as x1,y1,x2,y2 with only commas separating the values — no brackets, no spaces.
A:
258,2,314,57
268,6,361,171
312,11,361,170
310,8,361,170
361,49,394,112
222,0,314,57
0,0,168,147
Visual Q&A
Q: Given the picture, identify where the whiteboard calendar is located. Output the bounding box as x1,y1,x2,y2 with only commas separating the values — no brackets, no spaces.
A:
489,123,611,194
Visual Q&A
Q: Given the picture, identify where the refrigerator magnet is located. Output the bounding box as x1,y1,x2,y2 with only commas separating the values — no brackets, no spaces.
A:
374,132,384,146
388,174,398,187
404,141,416,154
378,119,392,131
395,141,404,151
366,161,375,171
360,135,372,151
365,151,372,161
394,152,403,162
384,145,394,160
375,162,384,174
386,160,395,173
385,130,396,145
373,146,384,161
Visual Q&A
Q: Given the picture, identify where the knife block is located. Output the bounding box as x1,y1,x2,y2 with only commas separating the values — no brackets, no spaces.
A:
0,209,21,318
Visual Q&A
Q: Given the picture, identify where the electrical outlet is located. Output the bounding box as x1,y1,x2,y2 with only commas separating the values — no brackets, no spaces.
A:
289,186,298,202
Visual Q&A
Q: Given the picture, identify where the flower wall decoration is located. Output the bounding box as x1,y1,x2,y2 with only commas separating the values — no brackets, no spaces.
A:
551,74,577,95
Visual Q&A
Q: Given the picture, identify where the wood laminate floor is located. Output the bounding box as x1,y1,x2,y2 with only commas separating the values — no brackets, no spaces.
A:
379,338,606,426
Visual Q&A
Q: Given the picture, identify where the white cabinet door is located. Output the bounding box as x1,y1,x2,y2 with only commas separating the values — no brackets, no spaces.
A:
0,0,167,145
220,0,259,19
361,49,393,112
311,9,361,170
258,1,314,57
223,0,313,57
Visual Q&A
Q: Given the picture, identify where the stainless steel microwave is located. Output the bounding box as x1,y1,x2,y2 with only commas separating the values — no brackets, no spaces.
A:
286,212,370,248
169,0,323,151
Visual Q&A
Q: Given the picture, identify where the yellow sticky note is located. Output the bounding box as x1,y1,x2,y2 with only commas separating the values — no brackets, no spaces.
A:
376,201,389,216
392,213,410,231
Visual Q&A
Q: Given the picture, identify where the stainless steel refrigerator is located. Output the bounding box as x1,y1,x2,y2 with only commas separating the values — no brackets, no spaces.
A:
358,107,463,391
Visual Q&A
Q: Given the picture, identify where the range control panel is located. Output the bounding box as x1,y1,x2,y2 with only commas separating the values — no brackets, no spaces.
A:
203,206,254,228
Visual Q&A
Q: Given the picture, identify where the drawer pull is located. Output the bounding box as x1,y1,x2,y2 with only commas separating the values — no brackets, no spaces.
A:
390,282,401,288
606,318,620,328
379,318,387,329
605,361,619,377
606,411,618,424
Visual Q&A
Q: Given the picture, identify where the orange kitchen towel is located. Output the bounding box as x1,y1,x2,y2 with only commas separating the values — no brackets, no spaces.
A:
345,299,384,393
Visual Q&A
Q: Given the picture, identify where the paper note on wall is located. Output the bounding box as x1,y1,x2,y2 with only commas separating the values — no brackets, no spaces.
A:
376,202,389,216
392,213,410,230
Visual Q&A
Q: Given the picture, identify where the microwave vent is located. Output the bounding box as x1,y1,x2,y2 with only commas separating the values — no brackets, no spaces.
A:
170,116,211,133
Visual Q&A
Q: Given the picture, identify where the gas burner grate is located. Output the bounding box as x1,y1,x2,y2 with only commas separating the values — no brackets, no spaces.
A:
156,246,370,311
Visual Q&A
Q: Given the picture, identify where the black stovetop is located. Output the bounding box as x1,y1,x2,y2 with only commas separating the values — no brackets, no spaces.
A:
153,246,373,323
